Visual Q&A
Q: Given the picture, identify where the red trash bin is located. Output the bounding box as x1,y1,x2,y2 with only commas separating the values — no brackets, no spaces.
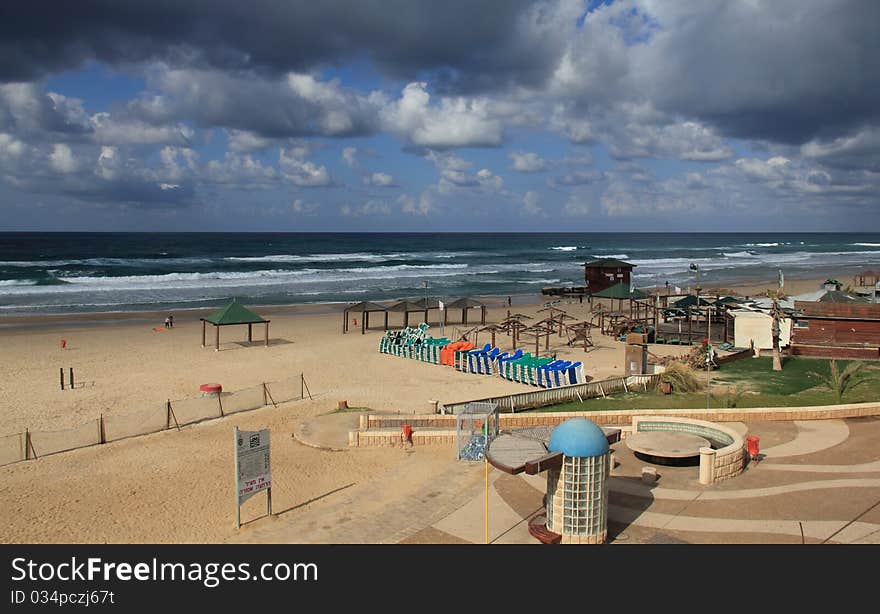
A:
401,424,413,442
746,435,760,459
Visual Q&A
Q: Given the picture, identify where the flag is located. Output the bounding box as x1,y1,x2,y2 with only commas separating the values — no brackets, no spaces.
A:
674,286,681,294
778,269,784,289
438,300,444,311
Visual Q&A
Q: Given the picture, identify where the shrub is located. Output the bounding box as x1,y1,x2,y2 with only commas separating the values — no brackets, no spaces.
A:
655,362,702,393
808,360,868,404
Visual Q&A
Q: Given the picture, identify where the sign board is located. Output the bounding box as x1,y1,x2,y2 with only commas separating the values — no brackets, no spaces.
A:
236,428,270,503
234,427,272,527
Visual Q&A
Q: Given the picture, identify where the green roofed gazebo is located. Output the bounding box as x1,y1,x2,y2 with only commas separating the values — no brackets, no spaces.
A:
593,282,648,316
673,295,714,308
200,299,270,351
343,301,389,334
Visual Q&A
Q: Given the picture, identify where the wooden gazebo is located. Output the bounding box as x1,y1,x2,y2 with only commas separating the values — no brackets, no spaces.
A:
200,299,269,351
342,301,388,334
593,282,648,315
387,300,428,328
855,270,879,287
445,297,487,325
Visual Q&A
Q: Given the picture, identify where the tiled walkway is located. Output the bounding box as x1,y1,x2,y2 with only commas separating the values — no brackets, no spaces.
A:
230,415,880,544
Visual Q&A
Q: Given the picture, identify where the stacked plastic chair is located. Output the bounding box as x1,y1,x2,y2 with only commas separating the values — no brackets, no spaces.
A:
379,324,451,364
379,325,588,387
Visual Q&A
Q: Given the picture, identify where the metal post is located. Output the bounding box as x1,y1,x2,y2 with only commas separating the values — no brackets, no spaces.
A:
485,457,489,545
233,426,240,529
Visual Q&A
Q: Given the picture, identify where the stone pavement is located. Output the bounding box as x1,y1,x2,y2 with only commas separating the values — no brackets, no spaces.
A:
233,415,880,544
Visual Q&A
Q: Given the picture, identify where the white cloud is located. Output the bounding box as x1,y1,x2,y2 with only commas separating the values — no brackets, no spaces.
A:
205,152,277,186
380,82,503,148
278,147,331,187
365,171,396,187
509,151,546,172
341,199,391,217
291,199,319,215
425,151,503,193
48,143,78,173
90,112,193,146
0,133,26,160
398,191,434,216
342,146,358,168
95,146,120,180
522,190,544,216
226,129,273,153
562,195,591,217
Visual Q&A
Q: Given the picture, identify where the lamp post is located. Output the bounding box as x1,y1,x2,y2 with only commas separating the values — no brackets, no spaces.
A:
423,280,429,325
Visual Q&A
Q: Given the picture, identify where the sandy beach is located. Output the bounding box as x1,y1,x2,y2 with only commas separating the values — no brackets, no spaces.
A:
0,273,862,543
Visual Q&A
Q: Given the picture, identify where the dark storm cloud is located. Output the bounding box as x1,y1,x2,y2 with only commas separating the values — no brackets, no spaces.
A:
639,0,880,144
0,1,569,92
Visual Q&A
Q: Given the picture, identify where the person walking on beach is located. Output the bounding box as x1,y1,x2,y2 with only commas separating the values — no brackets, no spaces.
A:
168,315,174,328
507,296,512,307
164,316,171,329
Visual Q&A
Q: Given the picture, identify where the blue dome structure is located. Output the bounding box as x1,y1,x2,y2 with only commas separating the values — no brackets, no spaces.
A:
548,418,609,458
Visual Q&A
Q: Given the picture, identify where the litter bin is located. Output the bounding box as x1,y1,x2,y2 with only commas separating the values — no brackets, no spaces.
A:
746,435,760,460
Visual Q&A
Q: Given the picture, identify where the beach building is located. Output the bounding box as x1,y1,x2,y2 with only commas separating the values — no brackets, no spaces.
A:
583,258,635,294
729,310,792,350
790,301,880,359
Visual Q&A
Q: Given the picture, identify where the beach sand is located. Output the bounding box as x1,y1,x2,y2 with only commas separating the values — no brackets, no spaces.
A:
0,275,854,543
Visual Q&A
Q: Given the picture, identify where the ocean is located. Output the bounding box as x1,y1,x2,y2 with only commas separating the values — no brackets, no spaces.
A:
1,232,879,315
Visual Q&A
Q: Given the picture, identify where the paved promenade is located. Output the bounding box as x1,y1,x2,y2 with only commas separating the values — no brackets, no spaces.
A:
230,413,880,544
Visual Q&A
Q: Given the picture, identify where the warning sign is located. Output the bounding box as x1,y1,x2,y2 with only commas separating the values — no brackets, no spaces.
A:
236,428,271,504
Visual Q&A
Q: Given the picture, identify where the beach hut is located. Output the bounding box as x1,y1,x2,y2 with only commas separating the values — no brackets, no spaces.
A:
583,258,635,294
445,297,487,325
200,299,270,351
342,301,389,334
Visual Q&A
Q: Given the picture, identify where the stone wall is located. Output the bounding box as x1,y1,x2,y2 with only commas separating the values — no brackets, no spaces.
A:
632,416,745,485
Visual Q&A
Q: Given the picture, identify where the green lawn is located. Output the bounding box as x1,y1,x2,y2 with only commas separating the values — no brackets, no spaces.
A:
533,357,880,413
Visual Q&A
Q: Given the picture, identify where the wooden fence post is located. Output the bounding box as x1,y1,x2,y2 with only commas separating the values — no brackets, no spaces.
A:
25,428,36,460
99,414,106,444
60,368,64,391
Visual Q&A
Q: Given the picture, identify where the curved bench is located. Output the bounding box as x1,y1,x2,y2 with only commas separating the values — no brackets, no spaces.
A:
630,416,746,485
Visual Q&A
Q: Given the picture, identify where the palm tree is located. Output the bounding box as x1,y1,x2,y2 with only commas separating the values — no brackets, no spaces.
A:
766,289,786,371
809,360,868,404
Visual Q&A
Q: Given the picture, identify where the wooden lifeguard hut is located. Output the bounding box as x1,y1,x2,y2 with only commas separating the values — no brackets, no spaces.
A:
583,258,635,295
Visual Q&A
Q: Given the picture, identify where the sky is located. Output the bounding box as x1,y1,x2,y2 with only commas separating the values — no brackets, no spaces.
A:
0,0,878,232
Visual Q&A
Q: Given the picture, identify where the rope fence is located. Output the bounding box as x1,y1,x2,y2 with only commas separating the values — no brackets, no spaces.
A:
0,374,313,467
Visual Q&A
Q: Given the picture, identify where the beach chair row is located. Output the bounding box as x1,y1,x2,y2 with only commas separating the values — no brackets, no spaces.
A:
496,350,586,387
378,328,586,388
457,344,587,387
378,324,452,364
